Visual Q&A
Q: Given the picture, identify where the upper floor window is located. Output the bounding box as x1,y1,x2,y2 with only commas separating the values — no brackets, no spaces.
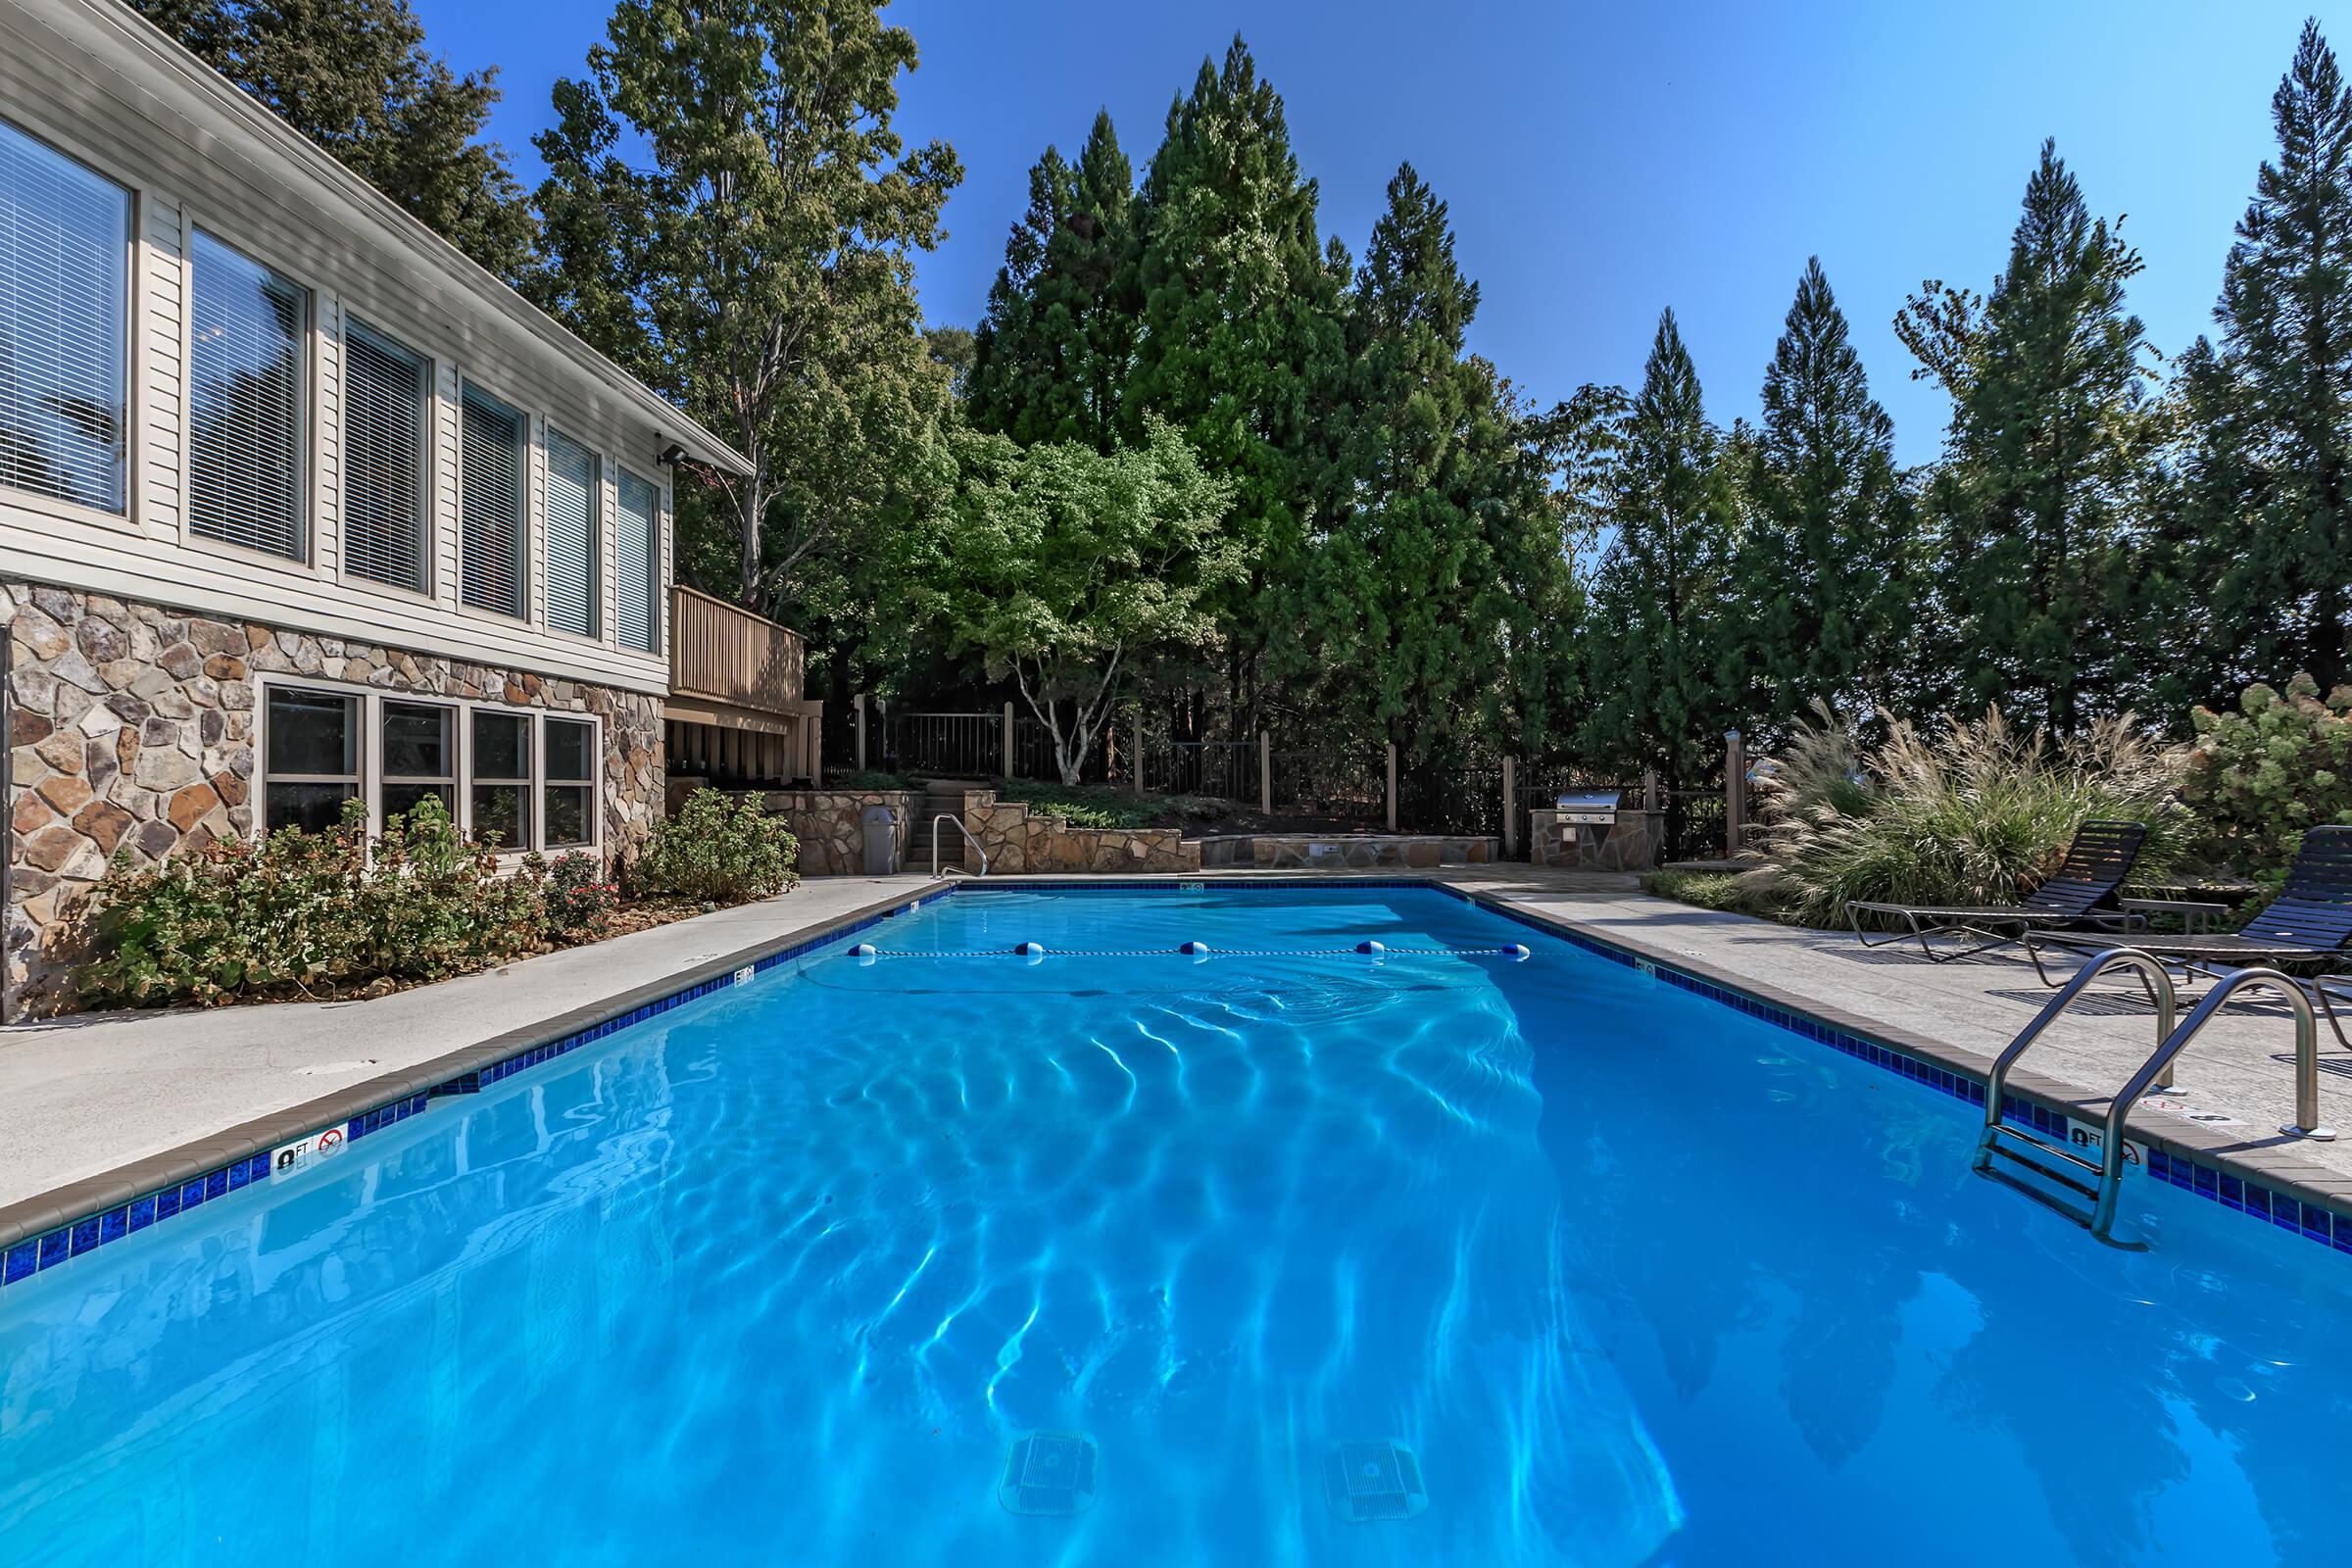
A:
342,319,430,592
189,230,309,560
544,427,600,638
459,382,526,617
0,119,130,514
615,467,661,653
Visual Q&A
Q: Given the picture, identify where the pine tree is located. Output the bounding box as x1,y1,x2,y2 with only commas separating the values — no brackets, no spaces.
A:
1903,140,2157,732
1731,258,1915,736
129,0,535,278
1299,165,1563,795
1580,311,1741,793
2185,20,2352,692
1125,38,1348,730
966,113,1138,450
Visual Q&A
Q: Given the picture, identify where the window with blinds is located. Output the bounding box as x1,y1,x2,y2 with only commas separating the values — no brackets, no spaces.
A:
190,229,309,559
544,427,599,638
615,467,661,652
0,119,129,514
341,320,429,592
460,383,527,617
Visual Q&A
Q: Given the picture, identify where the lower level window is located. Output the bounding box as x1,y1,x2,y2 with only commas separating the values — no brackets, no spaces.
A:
471,710,531,851
543,717,595,848
381,701,454,822
264,687,359,834
259,683,596,851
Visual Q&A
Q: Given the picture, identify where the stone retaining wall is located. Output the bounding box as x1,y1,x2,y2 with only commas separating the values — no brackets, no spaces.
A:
760,788,926,875
4,582,662,1013
960,791,1196,873
761,787,1196,874
1195,833,1498,870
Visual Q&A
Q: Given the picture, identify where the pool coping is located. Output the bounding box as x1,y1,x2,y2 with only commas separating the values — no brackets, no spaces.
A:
0,880,935,1265
4,872,2346,1284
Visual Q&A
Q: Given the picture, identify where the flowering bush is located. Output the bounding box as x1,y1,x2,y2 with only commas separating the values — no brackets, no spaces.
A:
2184,674,2352,872
624,788,799,905
71,796,551,1007
542,850,619,939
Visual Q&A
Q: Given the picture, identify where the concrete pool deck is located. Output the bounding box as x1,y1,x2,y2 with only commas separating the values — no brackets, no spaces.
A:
4,865,2349,1237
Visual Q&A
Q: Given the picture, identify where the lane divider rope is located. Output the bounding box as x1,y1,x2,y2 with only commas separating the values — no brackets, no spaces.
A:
841,942,1532,960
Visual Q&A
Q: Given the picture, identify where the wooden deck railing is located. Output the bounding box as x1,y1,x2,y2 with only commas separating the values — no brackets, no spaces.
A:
669,584,806,712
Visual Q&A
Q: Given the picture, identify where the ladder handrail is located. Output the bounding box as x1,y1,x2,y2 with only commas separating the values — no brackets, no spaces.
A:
929,812,989,877
1977,949,2180,1151
2088,966,2331,1238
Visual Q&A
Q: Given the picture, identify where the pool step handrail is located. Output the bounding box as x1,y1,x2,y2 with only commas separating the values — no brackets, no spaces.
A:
1972,949,2177,1248
930,812,989,878
1974,952,2336,1246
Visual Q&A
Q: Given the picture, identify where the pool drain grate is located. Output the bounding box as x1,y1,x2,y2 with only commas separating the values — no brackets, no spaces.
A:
1323,1439,1429,1523
998,1430,1099,1516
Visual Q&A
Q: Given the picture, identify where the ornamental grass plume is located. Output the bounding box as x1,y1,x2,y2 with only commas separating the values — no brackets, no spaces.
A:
1740,702,2190,928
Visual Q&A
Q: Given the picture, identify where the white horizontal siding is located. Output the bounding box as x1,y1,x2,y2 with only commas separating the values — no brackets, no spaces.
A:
0,0,682,696
137,191,183,538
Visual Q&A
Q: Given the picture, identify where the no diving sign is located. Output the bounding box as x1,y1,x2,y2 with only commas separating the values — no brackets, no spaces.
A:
270,1126,347,1179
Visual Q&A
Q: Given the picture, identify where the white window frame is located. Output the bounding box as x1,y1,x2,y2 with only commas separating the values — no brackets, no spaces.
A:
255,673,602,857
455,376,532,623
337,314,436,599
183,223,315,566
0,114,136,526
542,423,603,643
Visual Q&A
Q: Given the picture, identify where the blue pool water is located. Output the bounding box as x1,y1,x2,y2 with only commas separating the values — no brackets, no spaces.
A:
5,886,2352,1565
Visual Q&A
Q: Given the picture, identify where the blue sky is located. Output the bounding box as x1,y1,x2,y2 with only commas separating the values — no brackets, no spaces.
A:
416,0,2341,466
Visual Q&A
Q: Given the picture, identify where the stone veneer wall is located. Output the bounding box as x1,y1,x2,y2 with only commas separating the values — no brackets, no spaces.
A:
760,788,925,875
1195,833,1497,870
761,787,1196,874
959,790,1196,873
1527,808,1663,872
4,582,663,1012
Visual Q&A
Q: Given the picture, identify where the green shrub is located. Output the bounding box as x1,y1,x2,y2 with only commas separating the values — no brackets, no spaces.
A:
72,797,551,1006
1644,868,1751,911
2184,674,2352,872
997,779,1152,829
1740,704,2191,928
542,850,618,940
626,788,800,904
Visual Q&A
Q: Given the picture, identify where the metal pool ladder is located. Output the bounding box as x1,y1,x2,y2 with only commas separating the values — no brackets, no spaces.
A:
1973,948,2333,1247
930,813,989,877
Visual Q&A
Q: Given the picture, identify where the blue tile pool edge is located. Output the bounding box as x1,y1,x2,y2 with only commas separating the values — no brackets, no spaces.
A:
5,875,2344,1291
969,875,2352,1259
0,887,947,1290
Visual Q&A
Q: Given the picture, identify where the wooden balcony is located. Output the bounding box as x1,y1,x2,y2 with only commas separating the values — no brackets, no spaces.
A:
663,584,822,784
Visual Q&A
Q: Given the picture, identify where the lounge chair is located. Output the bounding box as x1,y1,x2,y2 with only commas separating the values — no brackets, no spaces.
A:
2026,824,2352,1044
1847,819,2148,962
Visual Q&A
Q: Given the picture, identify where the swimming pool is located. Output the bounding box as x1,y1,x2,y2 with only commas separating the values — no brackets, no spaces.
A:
3,884,2349,1565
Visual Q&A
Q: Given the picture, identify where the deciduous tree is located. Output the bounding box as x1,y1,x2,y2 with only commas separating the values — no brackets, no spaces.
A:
901,418,1244,783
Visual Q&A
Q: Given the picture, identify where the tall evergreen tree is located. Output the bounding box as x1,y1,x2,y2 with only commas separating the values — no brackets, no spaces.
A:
1730,258,1915,735
1580,311,1740,793
1900,140,2157,731
966,113,1138,451
2180,20,2352,693
129,0,535,278
1125,38,1348,730
1299,165,1567,792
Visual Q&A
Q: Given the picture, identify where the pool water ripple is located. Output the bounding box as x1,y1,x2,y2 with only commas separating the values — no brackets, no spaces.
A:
3,888,2351,1565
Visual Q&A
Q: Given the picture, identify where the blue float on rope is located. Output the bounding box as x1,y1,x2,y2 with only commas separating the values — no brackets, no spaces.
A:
1179,940,1209,956
1014,941,1048,962
1356,940,1385,956
848,942,878,957
1502,943,1532,960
